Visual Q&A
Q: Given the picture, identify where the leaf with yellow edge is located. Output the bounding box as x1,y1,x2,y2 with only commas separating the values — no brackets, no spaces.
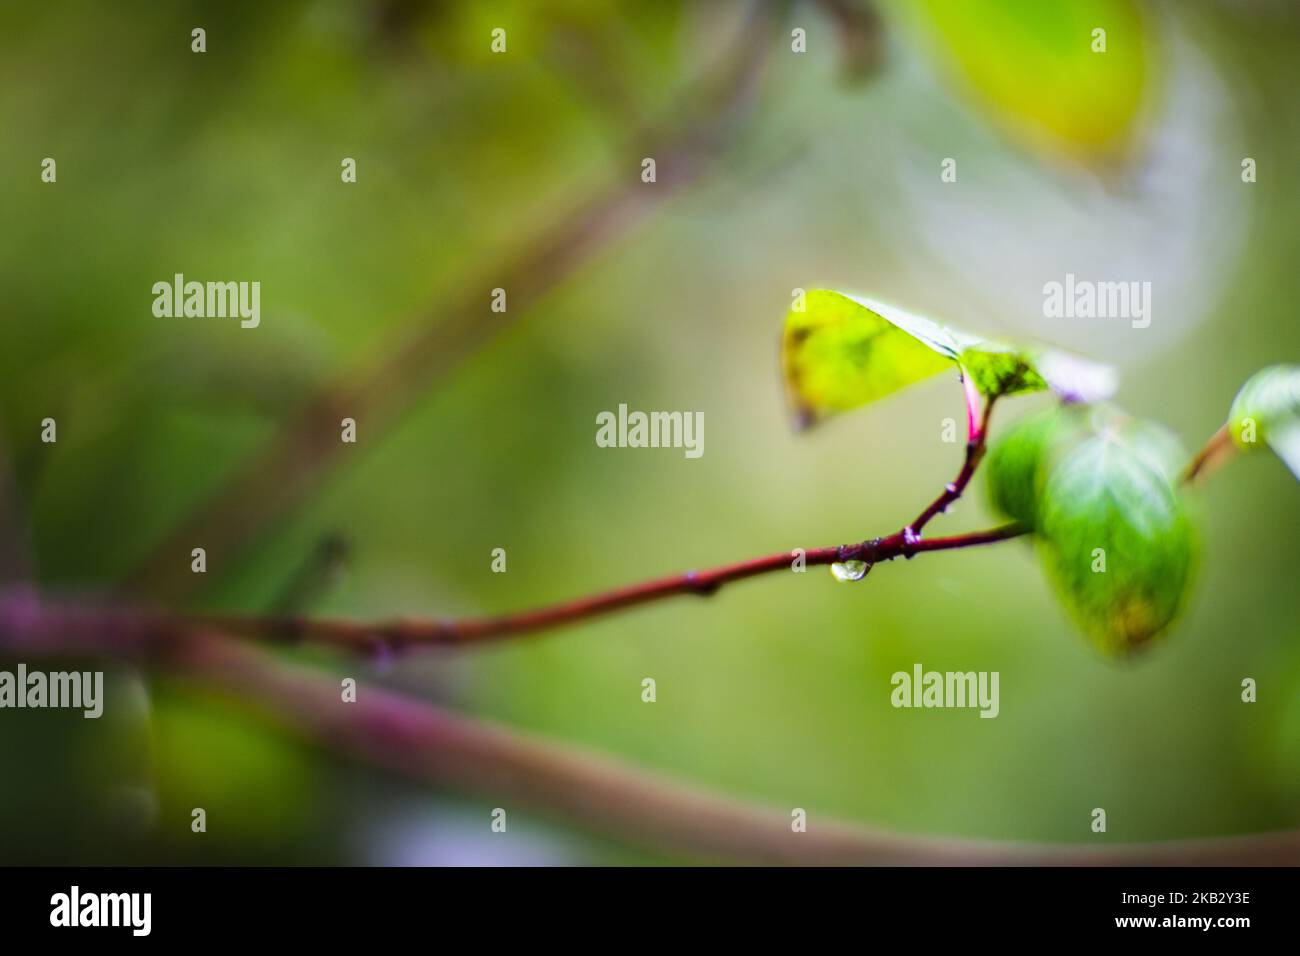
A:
781,289,1115,427
782,290,956,426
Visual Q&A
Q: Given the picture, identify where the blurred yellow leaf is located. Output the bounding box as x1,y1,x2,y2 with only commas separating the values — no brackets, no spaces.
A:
893,0,1151,163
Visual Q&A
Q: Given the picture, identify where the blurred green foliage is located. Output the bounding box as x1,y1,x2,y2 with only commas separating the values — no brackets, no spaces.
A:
1,0,1298,864
891,0,1149,162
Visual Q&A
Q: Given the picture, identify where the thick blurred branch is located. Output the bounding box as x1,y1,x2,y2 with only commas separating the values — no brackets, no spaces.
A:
123,1,785,603
176,636,1300,865
0,598,1295,865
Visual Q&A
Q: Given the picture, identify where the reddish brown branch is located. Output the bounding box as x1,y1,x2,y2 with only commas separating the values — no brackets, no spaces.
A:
1182,422,1235,485
196,523,1026,653
190,398,1245,656
183,378,1015,654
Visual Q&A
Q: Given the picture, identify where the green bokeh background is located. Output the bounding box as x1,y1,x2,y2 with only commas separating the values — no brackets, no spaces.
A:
1,0,1297,864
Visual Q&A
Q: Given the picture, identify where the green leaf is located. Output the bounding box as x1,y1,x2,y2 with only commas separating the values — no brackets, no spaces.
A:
892,0,1150,164
984,405,1088,529
1118,417,1187,485
1036,423,1196,657
984,404,1149,530
1228,364,1300,479
782,290,1115,426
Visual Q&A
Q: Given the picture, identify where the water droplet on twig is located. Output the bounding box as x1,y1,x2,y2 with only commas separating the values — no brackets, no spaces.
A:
830,560,870,582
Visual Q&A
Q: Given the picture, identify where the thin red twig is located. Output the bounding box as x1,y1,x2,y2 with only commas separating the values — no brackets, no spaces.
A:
196,523,1025,653
183,378,1017,654
907,379,995,536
